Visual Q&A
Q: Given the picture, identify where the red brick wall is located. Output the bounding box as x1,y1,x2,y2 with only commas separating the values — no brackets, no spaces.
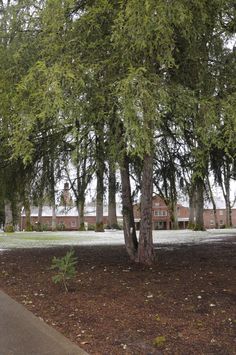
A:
203,209,236,228
21,201,236,231
134,196,189,230
21,216,109,231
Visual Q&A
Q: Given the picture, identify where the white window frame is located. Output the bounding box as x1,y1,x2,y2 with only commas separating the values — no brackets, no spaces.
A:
154,210,167,217
71,220,76,227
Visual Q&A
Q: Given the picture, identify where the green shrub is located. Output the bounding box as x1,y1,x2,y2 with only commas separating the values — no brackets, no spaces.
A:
87,223,95,231
95,222,104,232
193,224,206,231
51,249,78,292
42,223,49,231
33,223,44,232
25,223,34,232
117,223,123,230
78,222,85,231
4,225,14,233
105,223,121,230
56,222,65,231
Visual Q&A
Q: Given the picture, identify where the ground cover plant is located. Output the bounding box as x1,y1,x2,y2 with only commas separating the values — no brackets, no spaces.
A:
0,236,235,354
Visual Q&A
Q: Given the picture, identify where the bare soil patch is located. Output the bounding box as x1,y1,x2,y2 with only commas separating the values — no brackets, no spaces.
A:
0,237,236,354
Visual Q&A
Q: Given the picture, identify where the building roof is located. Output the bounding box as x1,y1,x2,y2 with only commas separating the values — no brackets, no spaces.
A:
21,204,123,217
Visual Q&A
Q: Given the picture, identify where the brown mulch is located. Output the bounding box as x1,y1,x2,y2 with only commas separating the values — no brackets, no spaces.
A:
0,237,236,355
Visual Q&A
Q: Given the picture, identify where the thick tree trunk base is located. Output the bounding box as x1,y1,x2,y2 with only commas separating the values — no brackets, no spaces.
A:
4,224,14,233
135,244,156,265
188,222,195,230
95,222,104,232
136,153,155,266
79,223,86,231
193,224,206,231
25,222,33,232
120,154,138,261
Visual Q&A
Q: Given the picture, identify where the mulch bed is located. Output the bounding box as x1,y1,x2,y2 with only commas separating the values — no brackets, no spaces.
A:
0,237,236,355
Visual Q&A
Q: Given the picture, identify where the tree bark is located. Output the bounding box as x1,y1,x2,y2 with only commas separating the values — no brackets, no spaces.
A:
219,166,232,228
188,187,196,228
136,154,156,265
207,176,218,228
95,167,104,232
195,178,205,230
49,160,57,231
169,201,178,230
108,161,118,228
52,203,57,231
4,199,14,232
225,194,231,227
224,173,231,227
78,196,85,231
120,154,138,260
24,200,31,231
38,202,43,225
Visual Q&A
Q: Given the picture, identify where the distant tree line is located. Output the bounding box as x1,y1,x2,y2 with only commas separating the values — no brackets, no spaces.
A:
0,0,235,264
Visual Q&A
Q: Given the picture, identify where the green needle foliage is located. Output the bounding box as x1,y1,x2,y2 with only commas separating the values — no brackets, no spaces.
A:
51,249,78,293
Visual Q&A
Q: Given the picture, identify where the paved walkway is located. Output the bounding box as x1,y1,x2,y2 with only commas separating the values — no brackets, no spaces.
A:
0,291,88,355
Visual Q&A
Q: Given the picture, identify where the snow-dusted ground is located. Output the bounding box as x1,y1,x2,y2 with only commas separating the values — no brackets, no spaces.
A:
0,228,235,250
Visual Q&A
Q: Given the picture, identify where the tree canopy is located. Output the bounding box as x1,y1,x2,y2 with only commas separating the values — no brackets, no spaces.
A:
0,0,235,263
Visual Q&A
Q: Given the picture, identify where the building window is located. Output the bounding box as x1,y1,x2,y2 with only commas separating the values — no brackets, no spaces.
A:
154,210,167,217
71,220,76,227
219,220,224,225
154,202,160,207
210,220,214,225
219,210,224,216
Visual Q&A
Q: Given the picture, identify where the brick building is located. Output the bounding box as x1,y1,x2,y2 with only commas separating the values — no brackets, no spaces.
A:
21,204,123,231
133,195,189,230
203,208,236,229
21,196,236,231
133,195,236,230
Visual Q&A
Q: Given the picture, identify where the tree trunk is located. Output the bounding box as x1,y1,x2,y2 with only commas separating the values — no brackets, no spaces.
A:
120,154,138,260
35,201,43,231
225,195,231,227
108,161,118,228
95,167,104,232
224,175,231,227
136,154,155,265
52,203,57,231
78,197,85,231
195,178,205,230
188,187,196,229
38,204,43,224
24,201,31,231
4,199,14,232
219,166,232,228
49,160,57,231
169,201,178,229
13,202,21,232
207,176,218,228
